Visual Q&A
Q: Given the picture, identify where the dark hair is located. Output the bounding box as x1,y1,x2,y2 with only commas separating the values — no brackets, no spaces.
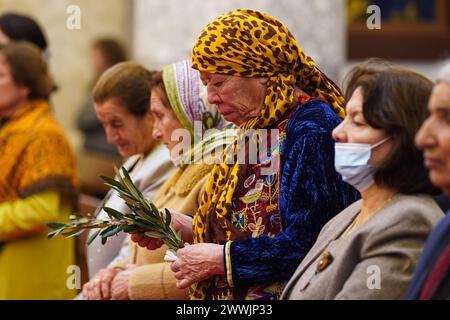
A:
0,13,47,51
92,38,127,68
0,42,53,100
93,62,153,117
150,71,171,109
343,59,440,195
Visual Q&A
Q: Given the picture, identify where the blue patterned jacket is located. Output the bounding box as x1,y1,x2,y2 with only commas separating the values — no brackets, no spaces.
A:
228,99,360,286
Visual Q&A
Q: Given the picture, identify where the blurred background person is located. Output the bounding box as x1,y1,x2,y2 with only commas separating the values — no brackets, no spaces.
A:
77,38,127,156
85,62,174,287
410,61,450,300
0,42,78,299
0,12,48,59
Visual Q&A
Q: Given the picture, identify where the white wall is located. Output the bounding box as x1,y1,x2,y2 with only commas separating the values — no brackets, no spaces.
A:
0,0,133,148
133,0,346,81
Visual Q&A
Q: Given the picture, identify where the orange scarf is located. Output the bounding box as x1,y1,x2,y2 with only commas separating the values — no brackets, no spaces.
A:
0,100,78,203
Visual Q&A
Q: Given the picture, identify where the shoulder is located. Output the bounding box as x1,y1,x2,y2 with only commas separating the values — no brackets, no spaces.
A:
361,194,444,246
286,99,343,137
174,162,214,197
375,194,443,230
130,144,175,189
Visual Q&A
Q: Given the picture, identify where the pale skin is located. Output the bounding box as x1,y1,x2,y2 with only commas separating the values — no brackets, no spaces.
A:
332,87,397,232
150,87,186,161
0,54,29,118
131,72,306,289
83,98,156,300
416,81,450,194
0,29,10,46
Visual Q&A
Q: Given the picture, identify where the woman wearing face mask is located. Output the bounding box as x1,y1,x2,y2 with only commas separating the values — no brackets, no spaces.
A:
282,60,444,300
84,59,235,300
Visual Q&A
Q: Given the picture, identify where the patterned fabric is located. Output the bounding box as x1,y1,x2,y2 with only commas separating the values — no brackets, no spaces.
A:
409,212,450,300
0,100,78,203
162,59,236,167
191,9,348,299
419,245,450,299
208,99,359,300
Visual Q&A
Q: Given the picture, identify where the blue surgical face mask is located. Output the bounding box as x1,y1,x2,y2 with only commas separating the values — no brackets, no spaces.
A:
334,137,391,192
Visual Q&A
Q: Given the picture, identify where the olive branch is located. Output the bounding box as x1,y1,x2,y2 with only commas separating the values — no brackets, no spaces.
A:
47,167,184,252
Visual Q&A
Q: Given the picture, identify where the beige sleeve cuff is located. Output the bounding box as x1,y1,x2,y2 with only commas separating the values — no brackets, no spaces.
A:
128,262,189,300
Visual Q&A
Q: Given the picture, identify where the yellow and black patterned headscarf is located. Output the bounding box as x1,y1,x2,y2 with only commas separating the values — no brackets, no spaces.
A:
191,9,345,299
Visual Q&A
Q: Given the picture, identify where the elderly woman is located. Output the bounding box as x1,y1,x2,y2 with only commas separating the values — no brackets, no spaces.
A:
409,62,450,300
81,62,175,298
133,10,359,300
84,59,234,300
282,61,444,300
0,42,78,299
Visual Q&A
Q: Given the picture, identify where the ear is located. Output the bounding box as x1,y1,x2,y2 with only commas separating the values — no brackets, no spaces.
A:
18,85,30,99
258,77,269,86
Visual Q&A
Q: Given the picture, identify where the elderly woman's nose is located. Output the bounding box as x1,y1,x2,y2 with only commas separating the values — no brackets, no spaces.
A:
207,89,222,105
105,127,117,145
332,121,347,143
415,117,435,150
152,127,162,141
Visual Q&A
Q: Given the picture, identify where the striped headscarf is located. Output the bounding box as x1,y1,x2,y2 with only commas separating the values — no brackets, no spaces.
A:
162,59,235,166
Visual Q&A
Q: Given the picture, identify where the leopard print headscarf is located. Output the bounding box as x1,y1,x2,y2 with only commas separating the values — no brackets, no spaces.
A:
190,9,345,300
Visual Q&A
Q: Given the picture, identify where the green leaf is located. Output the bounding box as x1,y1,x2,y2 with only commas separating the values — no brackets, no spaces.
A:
100,225,117,236
62,229,85,238
87,229,102,245
47,228,65,238
122,225,138,233
103,207,124,220
144,231,164,238
165,209,171,229
132,220,153,230
100,175,128,193
47,222,67,230
101,225,124,238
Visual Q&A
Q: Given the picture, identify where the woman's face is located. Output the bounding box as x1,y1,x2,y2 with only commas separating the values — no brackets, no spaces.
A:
200,71,267,126
332,87,391,166
150,87,184,152
90,47,109,76
95,98,155,158
416,81,450,194
0,54,29,117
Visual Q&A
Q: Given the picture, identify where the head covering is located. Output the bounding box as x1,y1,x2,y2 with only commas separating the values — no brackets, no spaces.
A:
192,8,346,130
162,59,236,166
190,9,345,299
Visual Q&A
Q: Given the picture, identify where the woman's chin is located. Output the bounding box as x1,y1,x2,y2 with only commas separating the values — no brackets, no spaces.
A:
117,147,133,158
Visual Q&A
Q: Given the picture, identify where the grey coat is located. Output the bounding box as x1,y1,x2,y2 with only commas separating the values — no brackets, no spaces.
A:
281,194,444,300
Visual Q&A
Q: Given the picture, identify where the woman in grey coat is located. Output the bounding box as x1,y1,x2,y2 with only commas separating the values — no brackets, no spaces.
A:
283,60,444,300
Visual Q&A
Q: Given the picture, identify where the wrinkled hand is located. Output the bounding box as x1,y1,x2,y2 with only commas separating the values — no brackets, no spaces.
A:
171,243,224,289
110,265,137,300
82,267,121,300
130,212,193,250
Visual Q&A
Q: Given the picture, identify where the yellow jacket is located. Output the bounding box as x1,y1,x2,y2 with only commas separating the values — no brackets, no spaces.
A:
0,100,79,299
0,191,75,299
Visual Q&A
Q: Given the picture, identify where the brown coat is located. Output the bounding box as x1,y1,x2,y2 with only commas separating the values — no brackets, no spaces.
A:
113,163,213,300
281,194,444,300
